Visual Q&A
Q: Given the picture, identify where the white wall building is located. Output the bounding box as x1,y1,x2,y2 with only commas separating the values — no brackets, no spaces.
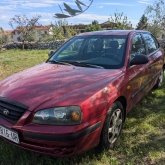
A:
4,26,51,42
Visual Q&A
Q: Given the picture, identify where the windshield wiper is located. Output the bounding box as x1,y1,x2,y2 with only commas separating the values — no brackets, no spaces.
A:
48,60,73,66
86,64,104,69
49,60,104,68
68,61,104,69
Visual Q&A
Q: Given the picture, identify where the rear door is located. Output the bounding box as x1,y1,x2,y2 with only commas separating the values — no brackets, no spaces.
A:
141,32,164,92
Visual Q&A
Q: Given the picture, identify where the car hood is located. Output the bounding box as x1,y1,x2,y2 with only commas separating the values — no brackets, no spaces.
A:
0,63,122,111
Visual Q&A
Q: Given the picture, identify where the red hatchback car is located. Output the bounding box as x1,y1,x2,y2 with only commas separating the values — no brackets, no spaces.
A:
0,30,164,157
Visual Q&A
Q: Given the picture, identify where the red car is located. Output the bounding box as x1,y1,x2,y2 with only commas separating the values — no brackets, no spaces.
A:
0,30,164,157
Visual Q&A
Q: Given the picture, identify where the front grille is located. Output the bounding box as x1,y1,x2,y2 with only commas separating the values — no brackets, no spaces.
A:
0,97,29,123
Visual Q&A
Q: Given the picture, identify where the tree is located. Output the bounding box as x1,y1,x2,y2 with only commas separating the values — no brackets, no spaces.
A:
136,14,148,30
92,20,99,25
108,12,132,30
9,14,41,49
85,20,102,32
145,0,165,37
0,27,8,44
49,20,77,41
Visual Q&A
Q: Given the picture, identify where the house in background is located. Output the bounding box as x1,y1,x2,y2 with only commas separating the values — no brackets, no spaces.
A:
34,26,51,41
4,22,133,42
4,26,51,42
4,30,14,42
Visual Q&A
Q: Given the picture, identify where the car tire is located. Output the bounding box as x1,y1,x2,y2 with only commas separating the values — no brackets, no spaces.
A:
154,68,164,89
100,101,124,150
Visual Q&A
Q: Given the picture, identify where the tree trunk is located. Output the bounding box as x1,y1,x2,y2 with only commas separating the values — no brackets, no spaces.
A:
22,40,25,50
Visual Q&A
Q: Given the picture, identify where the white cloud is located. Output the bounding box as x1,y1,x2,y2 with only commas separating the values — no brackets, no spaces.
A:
137,0,151,4
0,0,75,9
101,2,135,7
0,5,14,10
21,3,53,8
98,6,104,9
66,13,110,24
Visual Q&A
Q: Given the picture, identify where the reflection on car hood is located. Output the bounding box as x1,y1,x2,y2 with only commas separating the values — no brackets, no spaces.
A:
0,63,122,110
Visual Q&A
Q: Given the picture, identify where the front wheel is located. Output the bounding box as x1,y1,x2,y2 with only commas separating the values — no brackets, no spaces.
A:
100,101,124,149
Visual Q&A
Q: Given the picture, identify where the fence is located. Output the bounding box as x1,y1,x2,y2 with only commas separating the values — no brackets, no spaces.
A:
1,40,67,50
1,39,165,50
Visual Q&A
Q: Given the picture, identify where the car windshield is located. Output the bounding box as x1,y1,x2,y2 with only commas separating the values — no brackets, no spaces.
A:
48,35,127,69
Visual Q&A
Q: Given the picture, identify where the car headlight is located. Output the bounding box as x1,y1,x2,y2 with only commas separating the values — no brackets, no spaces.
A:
33,106,82,125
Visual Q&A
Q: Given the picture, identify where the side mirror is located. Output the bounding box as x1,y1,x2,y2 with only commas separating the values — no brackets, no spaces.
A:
130,54,149,66
48,50,54,57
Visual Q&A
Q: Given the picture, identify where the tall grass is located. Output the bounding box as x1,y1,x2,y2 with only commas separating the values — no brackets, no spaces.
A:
0,50,165,165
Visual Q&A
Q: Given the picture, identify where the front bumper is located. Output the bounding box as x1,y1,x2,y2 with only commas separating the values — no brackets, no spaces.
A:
0,117,104,157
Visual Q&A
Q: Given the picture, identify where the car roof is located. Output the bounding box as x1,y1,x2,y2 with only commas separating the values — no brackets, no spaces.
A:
76,30,149,36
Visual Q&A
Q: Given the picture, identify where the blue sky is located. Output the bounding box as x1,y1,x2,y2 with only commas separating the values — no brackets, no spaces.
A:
0,0,155,30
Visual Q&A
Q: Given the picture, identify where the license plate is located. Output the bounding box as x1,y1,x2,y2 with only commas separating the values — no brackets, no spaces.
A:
0,125,20,144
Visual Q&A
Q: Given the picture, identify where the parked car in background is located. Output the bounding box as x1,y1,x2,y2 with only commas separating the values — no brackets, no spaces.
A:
0,30,164,157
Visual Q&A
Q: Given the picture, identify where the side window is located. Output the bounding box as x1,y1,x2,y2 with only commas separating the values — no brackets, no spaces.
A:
142,33,158,54
130,34,146,59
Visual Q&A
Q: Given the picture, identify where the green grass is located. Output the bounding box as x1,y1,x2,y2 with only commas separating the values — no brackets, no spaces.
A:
0,49,48,80
0,50,165,165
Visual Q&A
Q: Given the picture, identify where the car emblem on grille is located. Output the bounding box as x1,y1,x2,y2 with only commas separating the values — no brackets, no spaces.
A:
3,109,10,116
